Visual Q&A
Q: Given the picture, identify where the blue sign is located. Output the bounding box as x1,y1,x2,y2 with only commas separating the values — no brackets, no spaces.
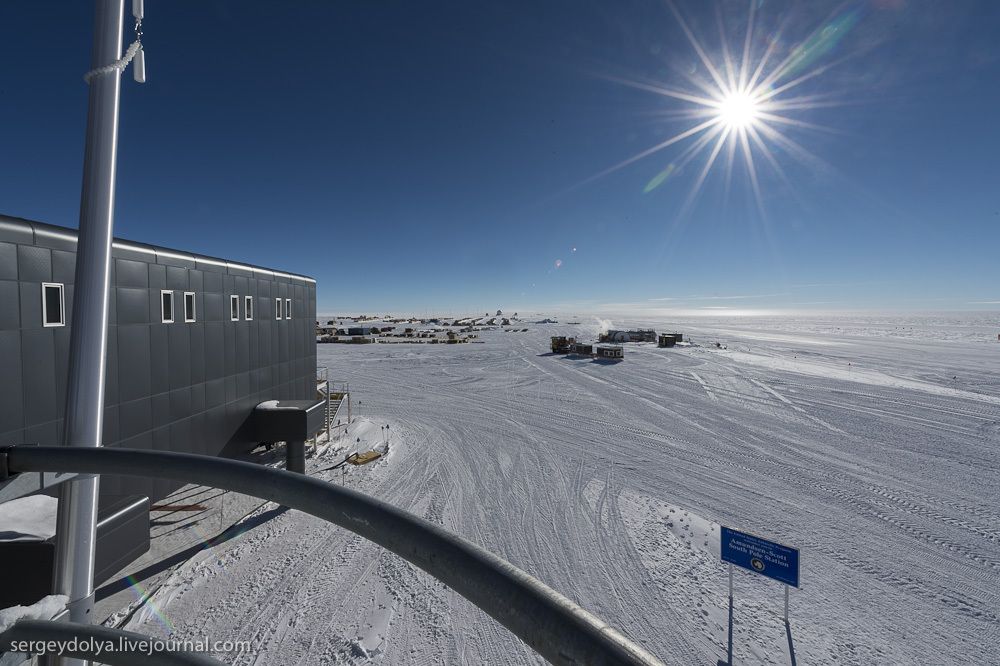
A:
721,526,800,588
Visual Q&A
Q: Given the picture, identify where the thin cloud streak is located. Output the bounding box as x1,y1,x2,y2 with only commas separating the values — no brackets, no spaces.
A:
791,281,894,288
650,292,788,301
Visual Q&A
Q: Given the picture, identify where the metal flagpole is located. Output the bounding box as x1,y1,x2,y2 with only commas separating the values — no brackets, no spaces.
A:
50,1,126,663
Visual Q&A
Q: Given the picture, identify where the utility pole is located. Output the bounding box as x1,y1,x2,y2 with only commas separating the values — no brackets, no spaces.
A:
51,1,137,663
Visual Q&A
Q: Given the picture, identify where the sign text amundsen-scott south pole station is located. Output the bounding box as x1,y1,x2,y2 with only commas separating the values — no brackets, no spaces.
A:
720,526,800,588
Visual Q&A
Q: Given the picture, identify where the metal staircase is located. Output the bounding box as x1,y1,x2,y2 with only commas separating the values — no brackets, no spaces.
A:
316,368,349,438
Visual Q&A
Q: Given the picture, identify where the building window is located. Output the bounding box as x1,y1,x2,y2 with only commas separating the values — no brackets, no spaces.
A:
230,295,240,321
245,295,254,321
285,298,292,320
184,292,196,322
275,297,282,320
42,283,65,327
161,290,174,323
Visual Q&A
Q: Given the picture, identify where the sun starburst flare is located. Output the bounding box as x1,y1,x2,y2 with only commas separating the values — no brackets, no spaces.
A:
716,89,761,130
583,1,863,221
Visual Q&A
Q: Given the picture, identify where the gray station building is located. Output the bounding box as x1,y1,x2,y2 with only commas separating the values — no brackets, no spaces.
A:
0,214,318,503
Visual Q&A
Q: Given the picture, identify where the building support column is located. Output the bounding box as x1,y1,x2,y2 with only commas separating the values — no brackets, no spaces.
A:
286,440,306,474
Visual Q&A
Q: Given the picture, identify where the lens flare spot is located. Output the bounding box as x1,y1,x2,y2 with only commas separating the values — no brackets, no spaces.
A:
779,8,862,80
126,575,176,633
555,259,562,267
644,163,679,193
188,524,238,580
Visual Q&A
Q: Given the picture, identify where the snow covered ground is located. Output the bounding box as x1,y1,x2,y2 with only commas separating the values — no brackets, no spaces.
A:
117,312,1000,665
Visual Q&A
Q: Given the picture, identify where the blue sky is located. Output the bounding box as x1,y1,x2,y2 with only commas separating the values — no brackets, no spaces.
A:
3,1,998,315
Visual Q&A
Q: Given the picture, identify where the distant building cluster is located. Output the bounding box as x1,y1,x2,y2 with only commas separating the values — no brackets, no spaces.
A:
315,314,526,345
598,329,656,343
550,328,685,361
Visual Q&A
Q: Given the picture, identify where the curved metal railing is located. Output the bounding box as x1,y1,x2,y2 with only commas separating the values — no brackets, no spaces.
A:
2,446,665,666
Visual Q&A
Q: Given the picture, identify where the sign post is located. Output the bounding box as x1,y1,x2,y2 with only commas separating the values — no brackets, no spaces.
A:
720,526,800,666
727,563,734,666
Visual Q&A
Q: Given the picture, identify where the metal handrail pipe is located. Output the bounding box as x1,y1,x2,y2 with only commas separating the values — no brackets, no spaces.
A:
2,446,666,666
0,619,225,666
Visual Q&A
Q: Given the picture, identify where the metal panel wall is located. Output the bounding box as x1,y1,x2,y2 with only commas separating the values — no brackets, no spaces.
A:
0,214,318,502
0,280,19,329
0,331,24,434
19,282,42,329
17,246,51,283
52,250,76,283
21,329,56,427
148,263,166,291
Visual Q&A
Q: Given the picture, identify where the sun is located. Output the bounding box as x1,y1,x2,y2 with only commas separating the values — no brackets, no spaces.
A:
566,1,862,220
717,89,760,130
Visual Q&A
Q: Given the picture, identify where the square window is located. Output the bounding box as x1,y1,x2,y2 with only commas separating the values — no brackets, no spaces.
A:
161,290,174,323
245,295,254,321
230,295,240,321
184,292,196,322
276,297,282,320
285,298,291,320
42,283,65,327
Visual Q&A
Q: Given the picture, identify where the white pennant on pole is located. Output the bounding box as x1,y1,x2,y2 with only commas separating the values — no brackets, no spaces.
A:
133,45,145,83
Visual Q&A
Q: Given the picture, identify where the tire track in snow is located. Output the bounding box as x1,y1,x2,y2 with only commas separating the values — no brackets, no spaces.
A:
305,330,1000,664
505,375,1000,627
586,410,1000,588
553,381,998,574
748,377,846,434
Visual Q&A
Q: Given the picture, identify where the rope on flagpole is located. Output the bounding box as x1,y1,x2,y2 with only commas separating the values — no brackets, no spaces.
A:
84,0,145,83
83,39,142,83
